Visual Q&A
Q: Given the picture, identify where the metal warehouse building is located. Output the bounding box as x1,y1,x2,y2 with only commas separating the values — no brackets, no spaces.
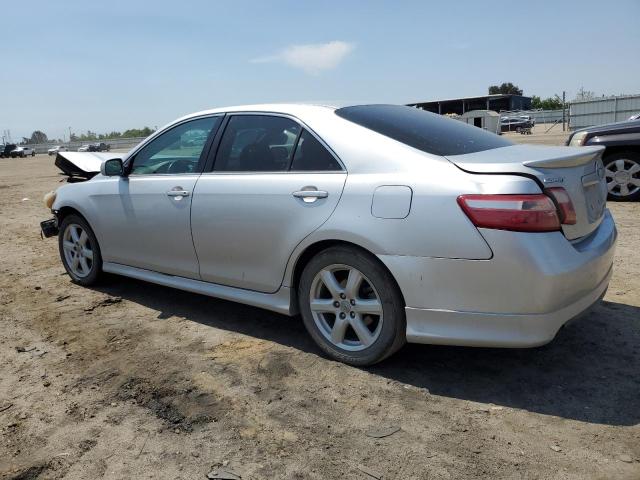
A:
407,94,532,115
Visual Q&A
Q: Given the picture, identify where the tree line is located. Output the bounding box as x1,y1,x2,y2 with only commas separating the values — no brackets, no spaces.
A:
19,127,156,145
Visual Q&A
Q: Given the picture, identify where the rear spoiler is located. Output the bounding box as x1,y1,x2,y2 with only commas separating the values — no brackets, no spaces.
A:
522,146,605,169
55,151,122,180
446,145,605,174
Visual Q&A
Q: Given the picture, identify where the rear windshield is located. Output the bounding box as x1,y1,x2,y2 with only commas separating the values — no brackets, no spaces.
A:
335,104,512,156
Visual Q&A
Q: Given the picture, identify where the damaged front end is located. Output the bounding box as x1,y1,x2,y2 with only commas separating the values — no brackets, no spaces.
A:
42,151,123,238
55,151,122,182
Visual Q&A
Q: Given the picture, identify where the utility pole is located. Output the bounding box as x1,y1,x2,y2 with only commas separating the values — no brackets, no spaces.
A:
562,91,566,132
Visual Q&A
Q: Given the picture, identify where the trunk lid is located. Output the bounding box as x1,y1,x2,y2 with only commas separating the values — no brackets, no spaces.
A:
447,144,608,240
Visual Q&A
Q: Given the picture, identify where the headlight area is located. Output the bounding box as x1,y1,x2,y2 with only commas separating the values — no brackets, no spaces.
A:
568,131,588,146
43,190,57,209
40,191,59,238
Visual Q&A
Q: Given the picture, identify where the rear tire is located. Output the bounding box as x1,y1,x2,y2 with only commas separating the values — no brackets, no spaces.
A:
603,151,640,202
58,214,103,286
298,246,406,366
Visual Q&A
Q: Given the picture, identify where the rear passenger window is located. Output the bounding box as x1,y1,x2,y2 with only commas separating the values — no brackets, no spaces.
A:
290,130,341,171
214,115,300,172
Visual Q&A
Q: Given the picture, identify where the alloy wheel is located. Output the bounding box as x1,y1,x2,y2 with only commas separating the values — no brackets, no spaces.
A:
62,223,94,278
309,264,383,351
605,158,640,198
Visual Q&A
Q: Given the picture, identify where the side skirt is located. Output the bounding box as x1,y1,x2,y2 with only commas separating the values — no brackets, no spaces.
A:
102,262,295,316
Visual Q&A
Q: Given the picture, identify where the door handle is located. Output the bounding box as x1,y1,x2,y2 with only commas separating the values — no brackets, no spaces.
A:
292,189,329,203
167,187,190,197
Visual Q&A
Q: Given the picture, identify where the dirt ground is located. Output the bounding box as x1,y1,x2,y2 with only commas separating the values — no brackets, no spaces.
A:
1,153,639,480
504,123,570,146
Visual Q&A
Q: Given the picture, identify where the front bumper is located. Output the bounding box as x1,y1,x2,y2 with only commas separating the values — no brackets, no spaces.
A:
379,209,617,347
40,217,59,238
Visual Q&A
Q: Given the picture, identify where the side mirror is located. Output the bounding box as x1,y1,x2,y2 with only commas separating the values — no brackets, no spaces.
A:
101,158,124,176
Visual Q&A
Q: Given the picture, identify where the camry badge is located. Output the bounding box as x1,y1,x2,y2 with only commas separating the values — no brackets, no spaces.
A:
542,177,564,184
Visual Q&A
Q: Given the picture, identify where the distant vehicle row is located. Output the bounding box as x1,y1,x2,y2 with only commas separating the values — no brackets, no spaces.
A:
0,144,35,157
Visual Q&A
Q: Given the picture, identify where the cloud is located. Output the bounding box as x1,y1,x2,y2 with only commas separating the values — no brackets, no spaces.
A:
252,41,355,74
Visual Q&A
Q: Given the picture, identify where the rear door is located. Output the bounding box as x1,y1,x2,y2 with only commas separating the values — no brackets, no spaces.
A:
191,114,346,293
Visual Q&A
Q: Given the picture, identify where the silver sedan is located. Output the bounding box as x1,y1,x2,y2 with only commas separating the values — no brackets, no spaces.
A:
43,104,617,365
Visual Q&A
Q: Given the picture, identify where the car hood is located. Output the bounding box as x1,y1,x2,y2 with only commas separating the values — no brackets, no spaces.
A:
573,119,640,135
54,151,121,179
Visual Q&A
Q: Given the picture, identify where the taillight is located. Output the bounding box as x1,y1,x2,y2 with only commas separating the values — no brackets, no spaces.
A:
545,187,576,225
457,194,561,232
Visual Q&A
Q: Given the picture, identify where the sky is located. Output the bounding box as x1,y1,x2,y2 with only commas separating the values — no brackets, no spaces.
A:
1,0,639,142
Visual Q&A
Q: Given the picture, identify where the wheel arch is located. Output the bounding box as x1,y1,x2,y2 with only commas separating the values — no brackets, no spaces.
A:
288,239,406,309
55,205,101,241
56,205,88,224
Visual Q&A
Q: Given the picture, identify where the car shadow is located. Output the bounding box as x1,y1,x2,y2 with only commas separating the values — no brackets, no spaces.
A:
91,276,640,427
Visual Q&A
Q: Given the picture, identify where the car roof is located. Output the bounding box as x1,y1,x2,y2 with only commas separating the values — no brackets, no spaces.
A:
171,103,339,124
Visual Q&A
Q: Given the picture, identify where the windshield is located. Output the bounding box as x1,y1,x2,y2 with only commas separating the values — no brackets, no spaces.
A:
335,104,512,156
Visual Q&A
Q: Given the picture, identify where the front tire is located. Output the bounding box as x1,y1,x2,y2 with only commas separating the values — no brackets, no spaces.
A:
58,214,103,285
298,246,406,366
603,151,640,201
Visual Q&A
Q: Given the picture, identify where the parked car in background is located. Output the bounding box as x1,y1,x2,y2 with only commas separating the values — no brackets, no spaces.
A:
78,145,90,152
88,142,111,152
567,118,640,201
1,143,17,158
41,104,615,365
518,114,535,126
48,145,68,156
10,146,35,158
500,116,533,133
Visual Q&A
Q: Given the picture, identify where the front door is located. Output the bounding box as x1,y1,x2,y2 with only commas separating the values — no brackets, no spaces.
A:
191,115,347,293
93,115,222,278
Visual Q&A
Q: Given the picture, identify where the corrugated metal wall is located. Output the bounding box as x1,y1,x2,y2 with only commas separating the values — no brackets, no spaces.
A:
569,94,640,130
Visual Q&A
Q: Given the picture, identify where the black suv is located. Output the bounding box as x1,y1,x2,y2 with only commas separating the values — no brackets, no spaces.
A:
88,142,111,152
567,119,640,201
0,144,17,158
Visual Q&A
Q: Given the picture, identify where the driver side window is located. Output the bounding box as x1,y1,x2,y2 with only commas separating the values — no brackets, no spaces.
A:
129,116,220,175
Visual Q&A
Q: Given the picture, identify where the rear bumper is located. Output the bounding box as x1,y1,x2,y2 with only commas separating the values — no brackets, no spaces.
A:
378,209,617,347
404,267,610,347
